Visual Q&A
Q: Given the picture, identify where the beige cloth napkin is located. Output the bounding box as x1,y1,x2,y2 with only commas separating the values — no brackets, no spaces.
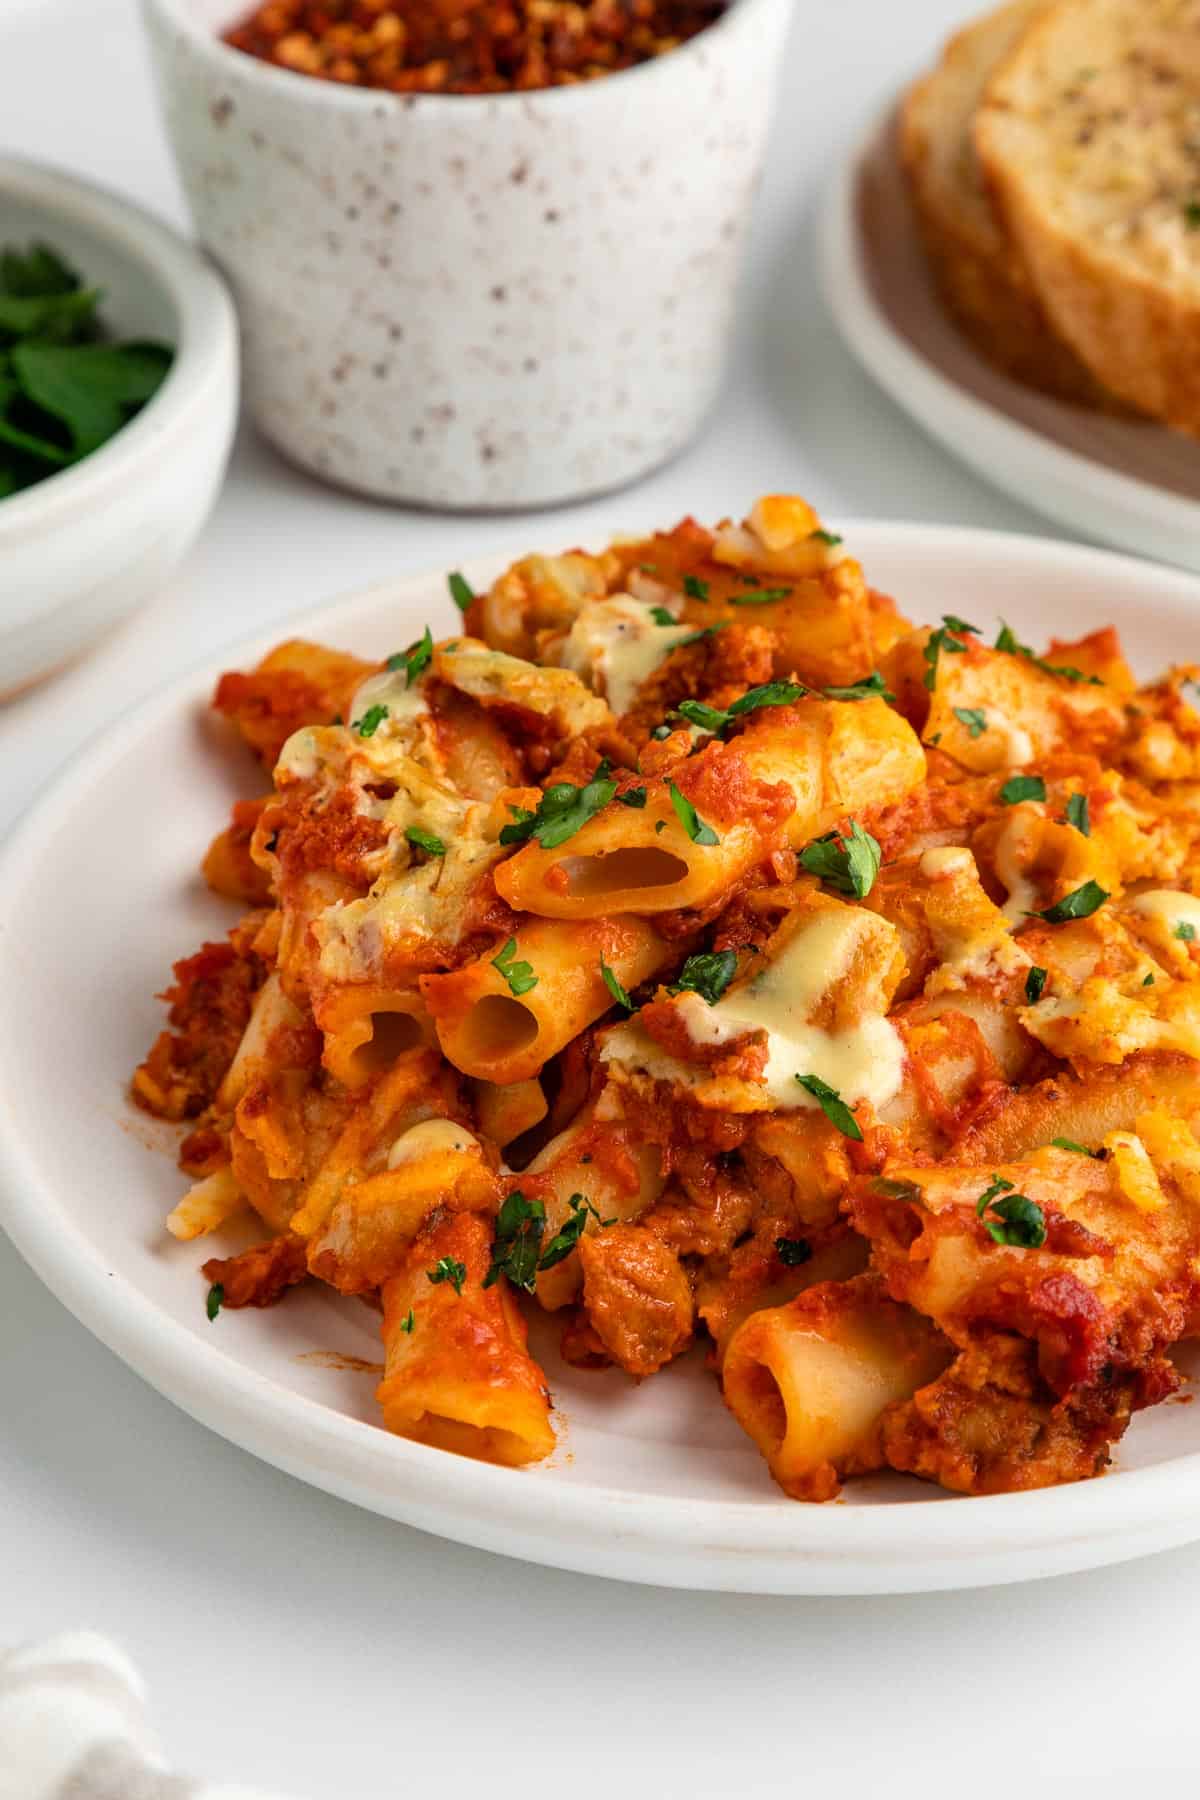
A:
0,1634,291,1800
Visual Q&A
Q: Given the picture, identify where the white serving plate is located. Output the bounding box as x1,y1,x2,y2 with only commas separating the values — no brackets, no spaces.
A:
4,523,1200,1595
821,106,1200,576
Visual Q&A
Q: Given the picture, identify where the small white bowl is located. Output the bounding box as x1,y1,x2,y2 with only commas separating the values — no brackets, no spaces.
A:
0,155,238,696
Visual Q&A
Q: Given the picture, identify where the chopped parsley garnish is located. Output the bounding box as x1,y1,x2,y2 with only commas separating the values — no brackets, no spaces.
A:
668,949,738,1005
386,624,433,687
923,615,979,692
729,586,793,606
809,529,843,546
1064,792,1090,836
206,1282,224,1322
492,937,538,997
1000,774,1046,805
599,955,635,1012
679,622,728,647
1144,972,1156,986
675,681,804,739
649,605,677,626
872,1176,923,1201
1052,1138,1100,1157
993,621,1103,685
677,699,729,734
483,1190,547,1292
354,703,389,738
405,824,446,857
683,574,710,603
400,1308,415,1333
1186,200,1200,231
499,761,618,849
539,1193,615,1271
1025,966,1048,1004
953,706,987,739
975,1177,1046,1249
794,1072,863,1141
1034,881,1108,923
1176,921,1197,942
798,819,881,899
823,671,896,703
618,786,647,808
775,1236,812,1267
426,1256,467,1296
668,781,719,846
447,571,474,613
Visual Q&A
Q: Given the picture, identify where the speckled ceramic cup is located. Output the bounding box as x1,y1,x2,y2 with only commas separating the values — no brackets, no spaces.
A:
142,0,792,509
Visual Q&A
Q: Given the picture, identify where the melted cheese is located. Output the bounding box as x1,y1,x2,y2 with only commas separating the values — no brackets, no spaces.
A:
276,726,321,782
993,809,1041,926
1130,889,1200,937
560,595,694,716
348,666,430,734
981,711,1035,767
387,1119,479,1168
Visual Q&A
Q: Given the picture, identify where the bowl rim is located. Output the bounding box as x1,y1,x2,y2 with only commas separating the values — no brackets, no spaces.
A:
141,0,778,116
0,152,237,542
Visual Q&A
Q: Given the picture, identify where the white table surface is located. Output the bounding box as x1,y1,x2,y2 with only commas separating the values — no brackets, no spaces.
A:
1,2,1194,1794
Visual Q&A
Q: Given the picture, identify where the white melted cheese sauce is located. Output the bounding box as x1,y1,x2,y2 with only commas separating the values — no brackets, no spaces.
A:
560,595,695,716
605,908,905,1113
387,1118,479,1168
1130,890,1200,937
347,666,430,734
992,809,1042,926
919,847,1029,988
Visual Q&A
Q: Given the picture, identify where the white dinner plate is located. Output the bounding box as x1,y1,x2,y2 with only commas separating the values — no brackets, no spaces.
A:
5,524,1200,1595
821,104,1200,576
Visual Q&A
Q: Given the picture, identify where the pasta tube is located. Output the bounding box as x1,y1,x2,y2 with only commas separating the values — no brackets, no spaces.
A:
377,1210,556,1467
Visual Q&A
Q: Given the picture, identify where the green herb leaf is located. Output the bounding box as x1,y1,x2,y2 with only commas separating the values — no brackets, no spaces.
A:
12,341,171,455
1052,1137,1100,1157
775,1236,812,1267
993,620,1103,685
1035,881,1109,924
676,699,730,734
679,622,728,648
974,1175,1014,1216
492,936,538,997
1000,774,1046,805
729,680,805,717
600,955,635,1012
872,1176,924,1201
1065,792,1090,836
206,1282,224,1322
426,1256,467,1296
798,819,881,899
978,1190,1047,1249
537,1193,614,1272
400,1308,415,1333
668,949,738,1005
1186,200,1200,231
794,1072,863,1141
1176,921,1197,942
1144,972,1156,986
922,616,977,692
483,1190,547,1292
386,625,433,687
953,706,988,739
354,703,389,738
729,586,793,606
822,671,896,703
668,781,720,846
1025,966,1048,1004
617,786,647,808
1,241,79,297
810,529,843,546
499,762,618,850
683,575,710,602
447,571,474,613
405,824,446,857
649,605,677,626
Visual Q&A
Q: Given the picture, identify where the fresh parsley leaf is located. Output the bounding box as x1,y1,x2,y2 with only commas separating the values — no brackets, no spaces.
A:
822,671,896,703
400,1308,415,1334
729,586,793,605
922,616,977,692
993,620,1103,685
1000,774,1046,805
809,529,843,546
1186,200,1200,231
617,786,647,808
977,1188,1046,1249
974,1175,1014,1215
794,1072,863,1141
499,763,618,849
447,571,474,613
953,706,987,739
426,1256,467,1296
668,949,737,1005
775,1236,812,1267
798,819,881,899
206,1282,224,1322
492,937,538,996
1144,972,1156,986
1052,1137,1100,1157
683,574,710,602
1035,881,1108,923
1064,792,1091,836
1025,966,1048,1004
668,781,720,846
1176,921,1197,942
354,703,389,737
677,699,730,734
679,622,728,648
483,1190,546,1292
386,625,433,687
649,605,677,626
944,614,980,636
405,824,446,857
730,681,805,717
872,1176,924,1201
600,955,635,1012
1,241,79,297
538,1193,615,1271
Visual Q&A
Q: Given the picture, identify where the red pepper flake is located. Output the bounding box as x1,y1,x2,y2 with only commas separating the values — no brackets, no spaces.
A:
223,0,727,94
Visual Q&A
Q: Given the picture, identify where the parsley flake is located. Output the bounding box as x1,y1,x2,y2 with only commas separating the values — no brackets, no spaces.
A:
483,1190,546,1292
499,762,618,850
668,949,738,1006
953,706,988,739
677,699,729,734
976,1182,1046,1249
679,622,728,647
1064,792,1091,836
994,621,1103,685
354,703,389,738
823,671,896,703
539,1193,616,1271
1000,774,1046,805
617,786,647,808
649,605,677,626
683,574,710,603
400,1308,415,1333
1025,966,1048,1004
729,586,793,606
1144,972,1156,986
447,571,474,613
386,624,433,687
1186,200,1200,231
794,1073,863,1141
809,529,843,546
1052,1137,1100,1157
427,1256,467,1296
600,955,635,1012
775,1236,812,1267
1034,881,1108,923
676,682,805,739
923,615,979,692
206,1282,224,1322
405,825,446,857
668,781,720,846
798,819,881,899
1177,921,1197,942
492,937,538,997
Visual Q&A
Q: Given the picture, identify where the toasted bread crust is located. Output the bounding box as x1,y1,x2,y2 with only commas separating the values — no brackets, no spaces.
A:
976,0,1200,433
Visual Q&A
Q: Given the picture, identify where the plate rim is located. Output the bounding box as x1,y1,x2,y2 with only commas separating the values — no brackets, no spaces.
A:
7,526,1200,1594
819,104,1200,550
